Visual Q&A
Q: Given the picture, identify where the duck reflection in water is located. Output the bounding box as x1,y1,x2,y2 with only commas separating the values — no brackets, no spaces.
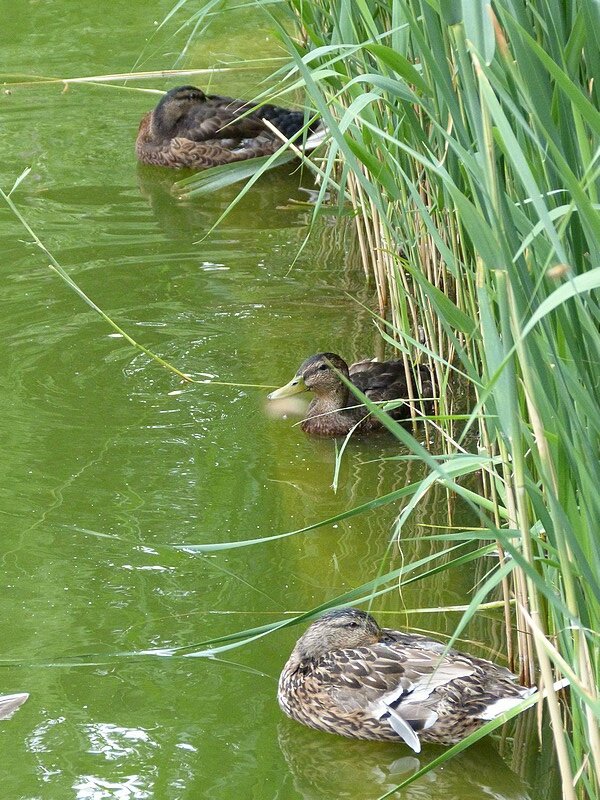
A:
277,723,532,800
135,166,318,243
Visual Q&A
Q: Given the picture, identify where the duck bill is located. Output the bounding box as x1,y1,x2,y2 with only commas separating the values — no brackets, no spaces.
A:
268,375,306,400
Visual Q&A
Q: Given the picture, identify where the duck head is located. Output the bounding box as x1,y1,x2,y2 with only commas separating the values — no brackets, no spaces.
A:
291,608,382,661
151,85,207,137
268,353,350,400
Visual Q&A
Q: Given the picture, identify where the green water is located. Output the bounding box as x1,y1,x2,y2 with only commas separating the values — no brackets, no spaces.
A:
0,3,558,799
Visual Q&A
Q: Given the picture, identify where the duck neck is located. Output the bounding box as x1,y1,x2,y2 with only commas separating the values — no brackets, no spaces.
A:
301,384,357,436
285,641,324,674
152,101,185,138
307,383,350,419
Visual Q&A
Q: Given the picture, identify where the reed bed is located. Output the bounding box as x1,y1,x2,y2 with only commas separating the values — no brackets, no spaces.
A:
258,2,600,797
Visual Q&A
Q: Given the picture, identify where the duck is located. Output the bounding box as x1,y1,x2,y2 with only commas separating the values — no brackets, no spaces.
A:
278,608,545,751
136,85,321,169
267,352,434,436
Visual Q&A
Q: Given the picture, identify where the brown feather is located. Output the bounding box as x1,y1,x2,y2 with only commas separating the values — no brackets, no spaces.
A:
136,85,318,169
278,608,535,748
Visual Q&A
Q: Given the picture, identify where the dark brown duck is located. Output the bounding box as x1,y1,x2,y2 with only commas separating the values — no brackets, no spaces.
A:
268,352,434,436
136,85,320,169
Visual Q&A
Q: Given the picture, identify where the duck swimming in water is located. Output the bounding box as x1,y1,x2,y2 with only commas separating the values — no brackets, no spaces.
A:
268,352,434,436
278,608,555,751
136,85,321,169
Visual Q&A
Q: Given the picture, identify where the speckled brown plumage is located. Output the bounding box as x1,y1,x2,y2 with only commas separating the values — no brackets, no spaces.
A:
136,85,319,169
268,353,435,436
278,608,535,751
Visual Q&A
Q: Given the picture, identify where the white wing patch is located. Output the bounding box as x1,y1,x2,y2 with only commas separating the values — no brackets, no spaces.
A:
477,690,530,720
371,683,439,753
479,677,569,720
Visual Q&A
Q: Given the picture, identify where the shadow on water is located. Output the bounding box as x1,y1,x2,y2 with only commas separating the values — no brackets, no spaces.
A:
135,163,322,243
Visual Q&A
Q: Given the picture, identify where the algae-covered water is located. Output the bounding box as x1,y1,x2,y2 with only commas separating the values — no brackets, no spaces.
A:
0,3,558,798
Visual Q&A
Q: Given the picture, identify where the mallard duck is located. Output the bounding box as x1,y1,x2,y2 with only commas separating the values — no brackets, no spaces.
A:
136,85,321,169
278,608,541,751
268,353,434,436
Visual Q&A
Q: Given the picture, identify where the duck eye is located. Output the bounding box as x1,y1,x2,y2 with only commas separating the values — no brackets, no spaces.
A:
347,621,359,629
318,363,329,371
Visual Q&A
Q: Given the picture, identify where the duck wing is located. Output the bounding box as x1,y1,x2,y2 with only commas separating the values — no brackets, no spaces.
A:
312,643,476,752
349,360,404,399
349,360,434,418
382,629,530,722
173,98,268,143
175,94,310,144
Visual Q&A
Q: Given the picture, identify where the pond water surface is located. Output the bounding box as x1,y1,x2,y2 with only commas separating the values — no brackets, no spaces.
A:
0,3,559,799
